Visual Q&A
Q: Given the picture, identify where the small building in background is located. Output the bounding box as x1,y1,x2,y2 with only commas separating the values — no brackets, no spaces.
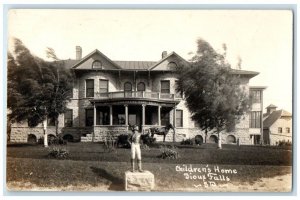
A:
263,104,292,145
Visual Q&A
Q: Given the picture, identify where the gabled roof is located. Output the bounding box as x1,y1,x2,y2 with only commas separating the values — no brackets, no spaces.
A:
266,104,278,108
149,51,190,70
263,109,292,128
72,49,122,69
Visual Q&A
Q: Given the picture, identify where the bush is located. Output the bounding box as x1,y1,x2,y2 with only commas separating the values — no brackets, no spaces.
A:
37,135,67,146
141,144,150,150
116,134,131,148
48,146,69,159
277,140,292,147
158,145,179,159
141,133,156,145
180,138,194,145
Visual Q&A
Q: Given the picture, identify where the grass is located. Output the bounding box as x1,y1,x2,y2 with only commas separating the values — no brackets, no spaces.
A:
6,142,293,191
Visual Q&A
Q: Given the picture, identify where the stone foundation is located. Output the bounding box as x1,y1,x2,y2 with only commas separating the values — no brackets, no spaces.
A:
125,170,155,191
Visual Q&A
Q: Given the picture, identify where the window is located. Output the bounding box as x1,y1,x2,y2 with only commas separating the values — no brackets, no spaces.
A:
175,80,183,98
47,117,55,126
167,62,177,69
86,79,94,97
161,108,170,126
137,82,145,91
176,109,183,127
249,111,261,128
97,106,110,125
64,109,73,127
85,109,94,126
124,82,132,97
99,79,109,97
286,127,290,133
250,90,261,103
278,127,283,133
161,80,170,94
92,60,102,69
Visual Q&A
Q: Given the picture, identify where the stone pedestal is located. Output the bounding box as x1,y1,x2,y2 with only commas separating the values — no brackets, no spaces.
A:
125,170,155,191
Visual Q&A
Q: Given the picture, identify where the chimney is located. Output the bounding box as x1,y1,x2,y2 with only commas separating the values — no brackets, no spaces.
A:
162,51,167,59
76,46,82,60
266,104,277,115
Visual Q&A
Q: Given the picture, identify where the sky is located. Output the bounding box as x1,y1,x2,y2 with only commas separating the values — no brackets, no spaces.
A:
7,9,293,113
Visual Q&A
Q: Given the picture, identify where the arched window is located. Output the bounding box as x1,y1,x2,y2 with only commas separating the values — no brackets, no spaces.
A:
124,82,132,97
167,62,177,69
226,135,236,144
208,135,218,143
137,82,145,91
92,60,102,69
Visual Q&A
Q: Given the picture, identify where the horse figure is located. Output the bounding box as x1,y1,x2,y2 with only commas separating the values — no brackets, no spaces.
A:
148,123,175,142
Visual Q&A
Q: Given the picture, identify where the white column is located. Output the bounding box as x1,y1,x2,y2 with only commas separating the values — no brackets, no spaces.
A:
173,106,176,127
109,105,113,126
142,104,146,133
125,104,128,126
43,118,48,147
158,105,161,126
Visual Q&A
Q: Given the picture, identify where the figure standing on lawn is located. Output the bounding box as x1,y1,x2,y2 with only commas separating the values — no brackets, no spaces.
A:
128,125,143,172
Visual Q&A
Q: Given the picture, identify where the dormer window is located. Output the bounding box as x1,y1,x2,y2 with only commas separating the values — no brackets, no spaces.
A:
92,60,102,69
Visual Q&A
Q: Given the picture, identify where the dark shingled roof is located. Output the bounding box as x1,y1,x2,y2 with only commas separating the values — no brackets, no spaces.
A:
263,109,292,128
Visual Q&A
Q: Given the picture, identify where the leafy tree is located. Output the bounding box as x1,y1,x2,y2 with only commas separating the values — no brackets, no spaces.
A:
176,39,249,149
7,38,74,146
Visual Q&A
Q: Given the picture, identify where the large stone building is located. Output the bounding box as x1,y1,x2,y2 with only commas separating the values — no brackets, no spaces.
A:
263,104,292,145
10,47,266,145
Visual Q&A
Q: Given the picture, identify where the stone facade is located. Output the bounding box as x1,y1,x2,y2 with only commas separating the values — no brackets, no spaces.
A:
9,49,264,145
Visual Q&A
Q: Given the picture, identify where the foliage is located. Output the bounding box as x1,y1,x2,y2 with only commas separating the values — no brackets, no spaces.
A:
116,134,131,148
180,138,194,145
158,145,179,159
48,146,69,159
141,133,156,145
141,144,150,150
175,38,250,147
38,135,67,145
7,38,74,133
277,140,292,147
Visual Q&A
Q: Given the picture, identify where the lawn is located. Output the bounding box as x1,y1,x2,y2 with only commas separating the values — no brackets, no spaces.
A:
6,142,293,192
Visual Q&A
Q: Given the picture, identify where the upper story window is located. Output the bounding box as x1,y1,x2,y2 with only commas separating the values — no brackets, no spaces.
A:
86,79,94,97
124,82,132,97
137,82,145,91
161,80,170,94
64,109,73,127
250,90,261,103
278,127,283,133
249,111,261,128
99,79,109,97
92,60,102,69
286,127,290,133
167,62,177,69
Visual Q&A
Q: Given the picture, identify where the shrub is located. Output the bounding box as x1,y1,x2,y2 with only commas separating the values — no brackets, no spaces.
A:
48,146,69,159
180,138,194,145
141,133,156,145
116,134,131,148
158,145,179,159
277,140,292,147
141,144,150,150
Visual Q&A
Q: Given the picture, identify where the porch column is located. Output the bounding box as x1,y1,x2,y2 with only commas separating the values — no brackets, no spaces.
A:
125,104,128,126
94,104,97,126
173,106,176,128
142,104,146,133
109,105,113,126
158,105,161,126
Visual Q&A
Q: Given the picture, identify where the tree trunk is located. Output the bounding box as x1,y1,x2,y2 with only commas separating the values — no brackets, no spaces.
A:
55,117,59,136
217,131,222,149
43,118,48,147
205,130,208,143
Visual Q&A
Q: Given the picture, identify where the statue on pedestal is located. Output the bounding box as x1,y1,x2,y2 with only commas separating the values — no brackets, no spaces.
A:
128,125,143,172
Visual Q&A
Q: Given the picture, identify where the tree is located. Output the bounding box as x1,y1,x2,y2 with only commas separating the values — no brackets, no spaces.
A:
176,39,249,149
7,38,74,146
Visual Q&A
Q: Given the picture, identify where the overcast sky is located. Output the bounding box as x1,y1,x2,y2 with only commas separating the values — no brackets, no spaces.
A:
7,9,293,113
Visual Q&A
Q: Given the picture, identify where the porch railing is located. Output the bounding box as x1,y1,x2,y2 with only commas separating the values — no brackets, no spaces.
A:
95,91,181,100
